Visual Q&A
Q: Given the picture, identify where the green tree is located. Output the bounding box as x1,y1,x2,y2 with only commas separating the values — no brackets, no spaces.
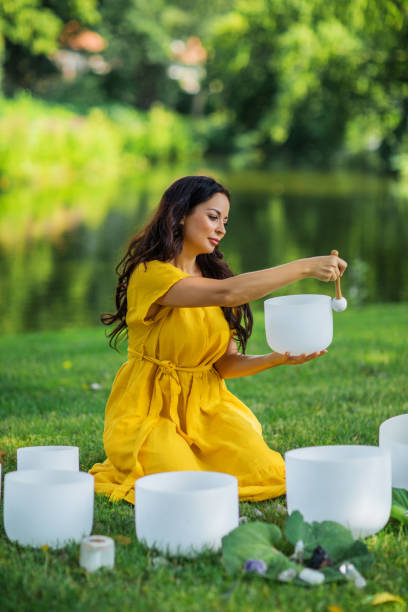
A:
0,0,100,93
203,0,408,169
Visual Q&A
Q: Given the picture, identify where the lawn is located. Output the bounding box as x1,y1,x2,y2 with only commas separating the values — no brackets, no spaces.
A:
0,304,407,611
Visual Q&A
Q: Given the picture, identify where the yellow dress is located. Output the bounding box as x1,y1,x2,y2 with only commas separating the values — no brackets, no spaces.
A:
89,260,285,504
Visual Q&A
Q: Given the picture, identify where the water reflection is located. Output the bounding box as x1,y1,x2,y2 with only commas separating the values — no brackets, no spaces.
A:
1,168,407,333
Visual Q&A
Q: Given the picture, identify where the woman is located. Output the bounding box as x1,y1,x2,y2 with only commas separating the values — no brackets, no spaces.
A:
90,175,347,504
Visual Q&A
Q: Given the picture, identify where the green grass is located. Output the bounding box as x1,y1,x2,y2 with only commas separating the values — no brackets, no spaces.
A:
0,304,407,611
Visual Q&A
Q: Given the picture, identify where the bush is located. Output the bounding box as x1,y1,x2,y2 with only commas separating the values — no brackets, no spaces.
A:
0,94,204,189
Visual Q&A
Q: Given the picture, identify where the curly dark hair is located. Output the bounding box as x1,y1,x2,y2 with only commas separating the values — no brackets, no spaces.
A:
101,175,253,352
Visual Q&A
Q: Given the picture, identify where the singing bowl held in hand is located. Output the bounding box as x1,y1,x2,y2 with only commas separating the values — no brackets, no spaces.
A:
264,294,334,355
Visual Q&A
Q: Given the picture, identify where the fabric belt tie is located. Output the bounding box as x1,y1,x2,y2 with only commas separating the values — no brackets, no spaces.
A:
128,349,213,375
127,349,212,444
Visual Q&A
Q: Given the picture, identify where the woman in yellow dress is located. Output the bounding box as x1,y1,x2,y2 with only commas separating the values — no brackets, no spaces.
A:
90,176,347,504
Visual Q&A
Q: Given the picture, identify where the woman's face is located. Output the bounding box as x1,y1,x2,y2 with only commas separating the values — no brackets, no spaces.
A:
181,193,230,255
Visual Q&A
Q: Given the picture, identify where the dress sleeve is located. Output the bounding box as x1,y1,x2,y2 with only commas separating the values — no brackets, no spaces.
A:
127,260,189,325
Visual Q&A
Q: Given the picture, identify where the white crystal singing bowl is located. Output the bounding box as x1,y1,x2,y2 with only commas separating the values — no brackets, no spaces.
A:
285,446,391,538
17,446,79,471
135,471,239,557
4,470,94,548
379,414,408,489
264,294,333,355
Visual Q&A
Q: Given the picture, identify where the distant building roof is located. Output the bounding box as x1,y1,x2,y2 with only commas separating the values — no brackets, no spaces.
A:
60,21,107,53
170,37,207,65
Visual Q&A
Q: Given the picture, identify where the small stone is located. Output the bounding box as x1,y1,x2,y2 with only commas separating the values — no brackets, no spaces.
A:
308,545,333,569
278,568,297,583
299,567,325,585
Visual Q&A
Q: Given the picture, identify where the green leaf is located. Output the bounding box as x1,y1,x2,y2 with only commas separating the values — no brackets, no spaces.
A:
391,488,408,526
311,520,354,562
266,555,300,580
222,521,285,574
285,511,315,554
339,539,375,572
285,511,354,562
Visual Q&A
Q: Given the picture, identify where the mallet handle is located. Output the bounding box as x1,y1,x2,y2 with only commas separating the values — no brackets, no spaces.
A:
331,249,342,299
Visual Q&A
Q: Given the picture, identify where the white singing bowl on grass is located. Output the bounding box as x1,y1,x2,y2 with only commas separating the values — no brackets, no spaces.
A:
135,471,239,557
379,414,408,489
17,446,79,471
4,470,94,548
264,294,334,355
285,446,391,538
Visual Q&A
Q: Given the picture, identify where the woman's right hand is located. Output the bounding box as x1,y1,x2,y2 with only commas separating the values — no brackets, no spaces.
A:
304,254,348,282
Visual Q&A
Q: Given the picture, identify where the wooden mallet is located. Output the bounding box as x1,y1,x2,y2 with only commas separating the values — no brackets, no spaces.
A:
331,249,347,312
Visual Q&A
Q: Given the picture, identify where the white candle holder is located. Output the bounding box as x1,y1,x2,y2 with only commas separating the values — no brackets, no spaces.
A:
264,295,334,355
17,446,79,471
285,445,391,538
79,535,115,572
135,471,239,557
379,414,408,489
4,470,94,548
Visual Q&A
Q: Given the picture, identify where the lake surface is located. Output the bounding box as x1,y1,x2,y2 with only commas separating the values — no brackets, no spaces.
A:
1,167,407,334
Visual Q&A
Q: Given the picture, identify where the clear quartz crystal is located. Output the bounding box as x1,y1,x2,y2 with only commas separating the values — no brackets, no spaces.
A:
290,539,304,563
339,562,367,588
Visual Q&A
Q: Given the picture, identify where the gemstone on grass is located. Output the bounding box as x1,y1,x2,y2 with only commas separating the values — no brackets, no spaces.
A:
243,559,267,575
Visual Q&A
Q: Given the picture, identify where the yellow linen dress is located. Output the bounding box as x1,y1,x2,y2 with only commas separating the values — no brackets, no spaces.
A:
89,260,285,504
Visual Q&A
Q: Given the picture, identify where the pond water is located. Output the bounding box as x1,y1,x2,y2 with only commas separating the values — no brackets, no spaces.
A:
1,166,407,334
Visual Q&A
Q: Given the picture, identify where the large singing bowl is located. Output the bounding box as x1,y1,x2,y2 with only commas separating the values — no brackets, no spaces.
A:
285,446,391,538
17,446,79,471
379,414,408,489
4,470,94,548
264,295,333,355
135,471,239,557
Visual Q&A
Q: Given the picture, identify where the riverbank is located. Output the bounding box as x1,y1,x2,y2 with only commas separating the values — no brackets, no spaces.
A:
0,304,407,610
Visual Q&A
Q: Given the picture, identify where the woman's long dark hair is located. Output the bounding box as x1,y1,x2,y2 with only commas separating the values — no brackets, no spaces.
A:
102,175,253,352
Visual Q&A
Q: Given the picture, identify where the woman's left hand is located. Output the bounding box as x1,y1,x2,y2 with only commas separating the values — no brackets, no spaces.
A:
271,350,327,366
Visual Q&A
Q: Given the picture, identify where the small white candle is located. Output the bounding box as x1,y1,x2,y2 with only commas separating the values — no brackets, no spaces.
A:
79,535,115,572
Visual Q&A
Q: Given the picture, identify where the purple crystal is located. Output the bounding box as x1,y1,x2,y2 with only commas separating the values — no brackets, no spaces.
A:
243,559,267,575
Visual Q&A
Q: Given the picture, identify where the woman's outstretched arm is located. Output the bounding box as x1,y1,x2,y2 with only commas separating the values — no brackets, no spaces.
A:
157,255,347,308
213,337,327,379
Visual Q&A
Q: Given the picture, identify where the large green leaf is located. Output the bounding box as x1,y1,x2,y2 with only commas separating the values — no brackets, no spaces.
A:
285,511,355,562
222,521,288,574
391,487,408,525
311,520,355,562
284,511,315,555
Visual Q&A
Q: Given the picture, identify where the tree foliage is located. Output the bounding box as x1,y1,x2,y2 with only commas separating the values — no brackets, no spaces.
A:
1,0,408,170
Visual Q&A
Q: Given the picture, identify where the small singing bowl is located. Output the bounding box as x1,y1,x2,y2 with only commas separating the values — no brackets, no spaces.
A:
135,471,239,557
285,445,391,538
264,295,334,356
379,414,408,489
17,446,79,471
4,470,94,548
